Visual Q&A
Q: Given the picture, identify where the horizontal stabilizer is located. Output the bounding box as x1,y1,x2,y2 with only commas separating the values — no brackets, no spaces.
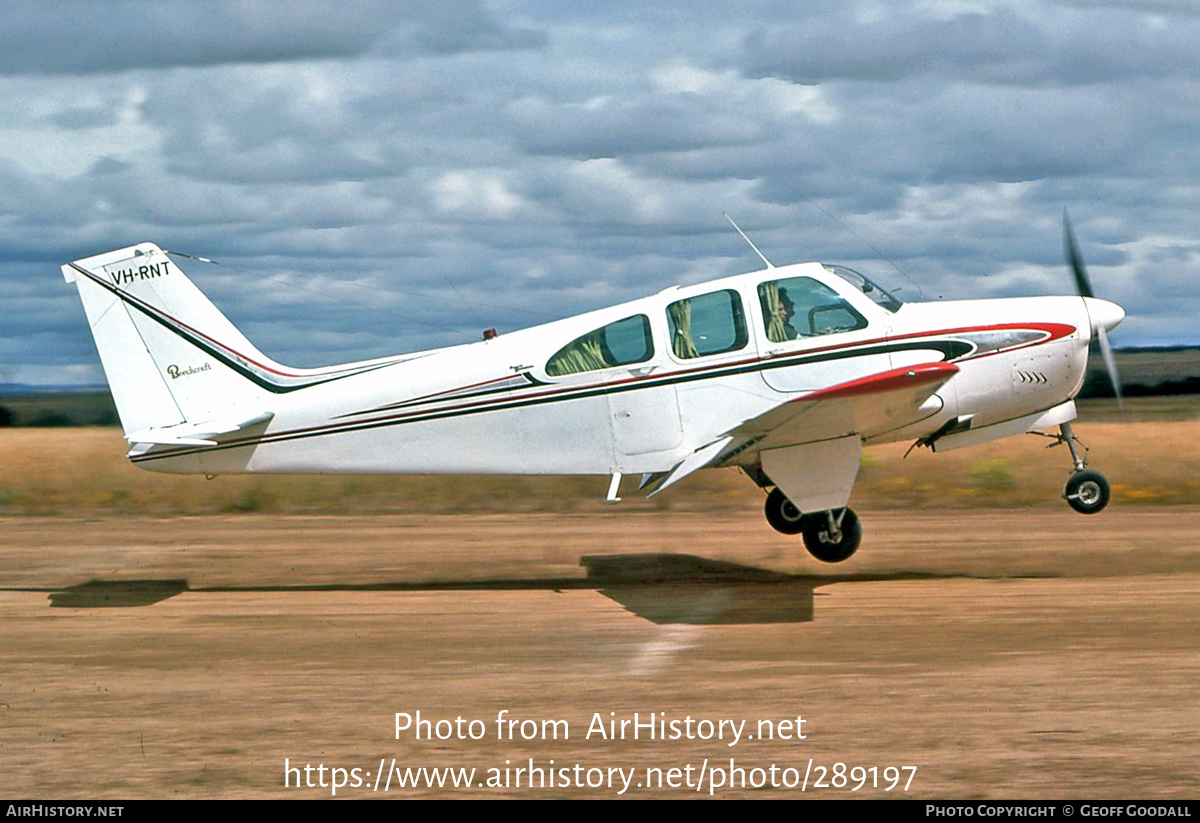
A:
126,411,274,447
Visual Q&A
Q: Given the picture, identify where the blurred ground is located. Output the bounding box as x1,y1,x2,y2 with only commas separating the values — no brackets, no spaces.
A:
2,400,1199,516
2,508,1198,798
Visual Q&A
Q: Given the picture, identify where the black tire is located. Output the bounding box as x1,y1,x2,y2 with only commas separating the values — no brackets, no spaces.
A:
764,487,805,535
801,508,862,563
1064,469,1110,515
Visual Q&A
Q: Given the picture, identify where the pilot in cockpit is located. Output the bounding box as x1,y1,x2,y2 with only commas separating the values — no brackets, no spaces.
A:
775,288,799,340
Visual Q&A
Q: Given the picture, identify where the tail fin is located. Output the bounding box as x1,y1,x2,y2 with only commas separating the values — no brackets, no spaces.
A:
64,243,405,446
62,243,281,442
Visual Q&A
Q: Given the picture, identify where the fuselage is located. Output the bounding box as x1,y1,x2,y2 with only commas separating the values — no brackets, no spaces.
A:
130,261,1113,478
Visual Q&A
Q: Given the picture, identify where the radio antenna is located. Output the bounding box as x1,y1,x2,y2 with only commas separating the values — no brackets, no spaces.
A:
724,212,774,270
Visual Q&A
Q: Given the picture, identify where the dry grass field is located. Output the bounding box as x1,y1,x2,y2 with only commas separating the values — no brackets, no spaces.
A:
2,403,1198,799
2,398,1197,516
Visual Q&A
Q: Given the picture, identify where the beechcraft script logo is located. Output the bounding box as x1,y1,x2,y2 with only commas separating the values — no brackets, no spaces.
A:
167,363,212,379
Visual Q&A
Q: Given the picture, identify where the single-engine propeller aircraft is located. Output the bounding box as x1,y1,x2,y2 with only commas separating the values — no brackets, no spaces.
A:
62,215,1124,562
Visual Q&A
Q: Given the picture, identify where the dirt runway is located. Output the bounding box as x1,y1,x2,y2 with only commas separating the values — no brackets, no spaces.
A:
2,508,1198,798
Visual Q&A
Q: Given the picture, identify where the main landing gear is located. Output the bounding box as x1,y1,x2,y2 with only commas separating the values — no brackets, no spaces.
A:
1052,422,1111,515
764,488,861,563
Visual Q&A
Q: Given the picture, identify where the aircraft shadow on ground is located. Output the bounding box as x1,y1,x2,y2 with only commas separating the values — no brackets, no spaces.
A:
46,579,189,608
579,555,982,624
9,553,1011,624
582,554,818,624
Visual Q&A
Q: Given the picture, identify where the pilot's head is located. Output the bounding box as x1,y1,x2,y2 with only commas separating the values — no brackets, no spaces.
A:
777,288,795,321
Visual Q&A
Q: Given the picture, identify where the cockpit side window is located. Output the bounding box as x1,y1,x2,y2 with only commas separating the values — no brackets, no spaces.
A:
666,289,748,359
545,314,654,376
758,276,868,343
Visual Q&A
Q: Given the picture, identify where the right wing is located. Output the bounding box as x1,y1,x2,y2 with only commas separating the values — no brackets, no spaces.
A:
728,361,958,451
648,362,958,509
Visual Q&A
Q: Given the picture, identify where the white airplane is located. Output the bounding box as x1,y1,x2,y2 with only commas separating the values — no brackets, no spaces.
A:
61,217,1124,563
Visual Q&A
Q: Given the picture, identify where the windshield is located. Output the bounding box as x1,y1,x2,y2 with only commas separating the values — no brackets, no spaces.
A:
822,265,903,312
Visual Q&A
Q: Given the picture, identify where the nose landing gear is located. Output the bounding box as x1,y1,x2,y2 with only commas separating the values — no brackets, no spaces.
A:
1052,422,1111,515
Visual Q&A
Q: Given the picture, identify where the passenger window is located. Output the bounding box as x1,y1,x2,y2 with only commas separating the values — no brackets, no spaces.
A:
545,315,653,376
758,276,867,342
666,289,748,359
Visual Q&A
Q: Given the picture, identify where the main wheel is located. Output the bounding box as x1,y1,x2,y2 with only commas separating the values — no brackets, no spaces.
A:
802,508,861,563
1064,469,1110,515
764,487,805,535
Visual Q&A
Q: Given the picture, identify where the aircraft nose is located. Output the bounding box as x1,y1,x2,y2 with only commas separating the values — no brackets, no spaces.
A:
1083,297,1125,334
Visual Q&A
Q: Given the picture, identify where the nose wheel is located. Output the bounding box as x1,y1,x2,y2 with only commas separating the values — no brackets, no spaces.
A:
1064,469,1110,515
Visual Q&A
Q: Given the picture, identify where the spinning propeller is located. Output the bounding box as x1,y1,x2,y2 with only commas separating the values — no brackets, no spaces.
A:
1063,211,1124,405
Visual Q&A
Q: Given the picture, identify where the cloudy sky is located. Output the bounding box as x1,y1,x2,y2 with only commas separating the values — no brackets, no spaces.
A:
3,0,1198,385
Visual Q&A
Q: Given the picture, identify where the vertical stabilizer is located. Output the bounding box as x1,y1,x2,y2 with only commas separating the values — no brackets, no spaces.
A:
62,243,274,438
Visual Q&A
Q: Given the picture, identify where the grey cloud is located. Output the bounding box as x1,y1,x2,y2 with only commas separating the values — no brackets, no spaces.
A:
0,1,389,75
87,157,133,176
742,9,1047,84
4,2,1199,384
382,9,547,54
0,0,546,76
1058,0,1200,15
46,105,121,130
741,5,1200,87
138,70,406,185
506,97,765,158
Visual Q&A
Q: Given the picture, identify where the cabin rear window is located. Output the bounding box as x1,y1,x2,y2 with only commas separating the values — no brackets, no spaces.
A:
545,314,654,376
666,289,748,359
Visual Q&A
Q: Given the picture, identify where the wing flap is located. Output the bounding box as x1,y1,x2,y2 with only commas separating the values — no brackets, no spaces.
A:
761,435,861,513
644,436,733,497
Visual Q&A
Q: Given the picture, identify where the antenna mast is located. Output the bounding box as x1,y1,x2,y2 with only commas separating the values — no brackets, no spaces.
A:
723,212,774,270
